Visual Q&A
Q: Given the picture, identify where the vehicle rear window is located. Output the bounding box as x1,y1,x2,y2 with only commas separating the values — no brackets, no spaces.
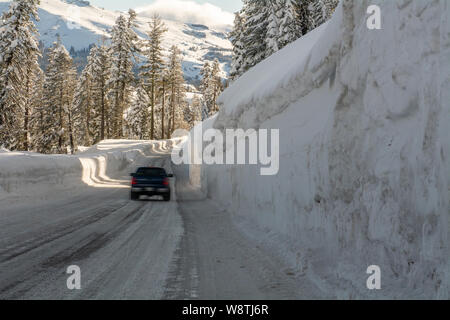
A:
135,168,167,177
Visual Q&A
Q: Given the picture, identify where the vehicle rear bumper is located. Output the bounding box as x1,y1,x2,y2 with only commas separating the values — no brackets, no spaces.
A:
131,187,170,196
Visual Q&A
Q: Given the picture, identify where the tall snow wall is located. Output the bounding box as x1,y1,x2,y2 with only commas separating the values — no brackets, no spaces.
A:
188,0,450,298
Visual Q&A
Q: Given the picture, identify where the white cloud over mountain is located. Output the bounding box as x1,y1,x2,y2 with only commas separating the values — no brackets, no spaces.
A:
135,0,234,30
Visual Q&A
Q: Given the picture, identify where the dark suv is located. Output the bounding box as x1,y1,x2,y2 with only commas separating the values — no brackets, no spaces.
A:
130,167,173,201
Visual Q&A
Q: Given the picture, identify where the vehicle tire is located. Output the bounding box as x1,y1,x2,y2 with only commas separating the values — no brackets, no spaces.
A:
163,193,171,202
130,192,139,201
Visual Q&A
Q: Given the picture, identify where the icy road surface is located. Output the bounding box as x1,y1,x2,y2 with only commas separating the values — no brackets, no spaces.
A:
0,142,318,300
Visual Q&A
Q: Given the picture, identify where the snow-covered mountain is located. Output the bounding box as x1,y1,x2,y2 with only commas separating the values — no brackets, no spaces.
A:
0,0,232,84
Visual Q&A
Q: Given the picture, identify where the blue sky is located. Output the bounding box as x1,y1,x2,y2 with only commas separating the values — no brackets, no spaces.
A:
89,0,243,13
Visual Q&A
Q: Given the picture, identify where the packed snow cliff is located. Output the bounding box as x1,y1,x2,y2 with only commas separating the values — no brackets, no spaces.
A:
184,0,450,298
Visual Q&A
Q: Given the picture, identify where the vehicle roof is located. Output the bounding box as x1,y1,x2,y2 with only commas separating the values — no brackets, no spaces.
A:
137,167,166,170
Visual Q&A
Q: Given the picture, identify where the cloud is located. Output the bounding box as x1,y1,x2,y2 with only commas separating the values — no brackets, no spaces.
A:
135,0,234,30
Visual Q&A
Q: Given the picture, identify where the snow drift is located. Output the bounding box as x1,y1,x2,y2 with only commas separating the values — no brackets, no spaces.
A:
182,0,450,298
0,140,174,202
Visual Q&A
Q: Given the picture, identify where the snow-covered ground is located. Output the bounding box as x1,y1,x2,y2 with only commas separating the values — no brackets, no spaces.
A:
0,0,232,81
0,139,319,299
180,0,450,299
0,140,186,299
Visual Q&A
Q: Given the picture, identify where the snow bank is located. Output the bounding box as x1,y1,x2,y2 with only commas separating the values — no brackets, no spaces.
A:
0,140,172,202
185,0,450,298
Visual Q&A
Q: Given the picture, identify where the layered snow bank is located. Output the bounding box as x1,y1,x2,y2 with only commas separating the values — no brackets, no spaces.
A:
0,140,172,202
186,0,450,298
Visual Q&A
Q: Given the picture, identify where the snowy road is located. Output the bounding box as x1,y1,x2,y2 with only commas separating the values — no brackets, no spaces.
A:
0,145,315,300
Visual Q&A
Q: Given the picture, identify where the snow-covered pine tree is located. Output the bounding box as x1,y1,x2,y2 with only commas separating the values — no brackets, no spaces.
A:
29,67,44,151
0,0,41,151
36,39,76,154
318,0,338,26
185,94,202,129
229,12,246,79
300,0,339,33
73,46,96,146
324,0,339,18
127,84,149,140
242,0,269,71
90,42,111,141
294,0,311,36
230,0,339,81
109,10,138,139
191,94,203,124
209,59,223,116
307,0,327,30
158,71,169,139
200,59,223,119
140,14,167,140
23,48,43,151
200,61,211,120
265,1,281,57
166,45,186,136
277,0,302,49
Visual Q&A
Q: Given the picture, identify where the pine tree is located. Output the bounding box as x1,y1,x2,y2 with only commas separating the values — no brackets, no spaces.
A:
159,72,169,139
0,0,41,150
242,0,269,71
91,42,111,141
36,39,76,154
209,59,223,115
230,0,339,82
73,46,96,146
140,14,167,140
324,0,339,18
308,0,327,30
229,12,246,79
200,61,211,120
127,84,149,140
185,94,202,129
29,67,44,151
265,1,281,57
109,10,138,139
292,0,309,35
278,0,302,48
166,45,186,135
23,51,42,151
300,0,338,33
200,59,223,119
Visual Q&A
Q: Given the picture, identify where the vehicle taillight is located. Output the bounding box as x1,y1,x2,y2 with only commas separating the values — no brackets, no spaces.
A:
163,178,169,186
131,177,137,185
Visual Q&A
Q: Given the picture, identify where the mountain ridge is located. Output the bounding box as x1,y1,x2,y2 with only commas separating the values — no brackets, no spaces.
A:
0,0,232,84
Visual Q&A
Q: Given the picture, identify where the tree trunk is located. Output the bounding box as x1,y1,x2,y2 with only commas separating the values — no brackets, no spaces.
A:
118,80,126,138
150,77,155,140
58,87,64,152
24,105,29,151
23,75,31,151
85,78,91,145
101,84,105,141
68,110,75,155
161,80,165,139
170,84,175,136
